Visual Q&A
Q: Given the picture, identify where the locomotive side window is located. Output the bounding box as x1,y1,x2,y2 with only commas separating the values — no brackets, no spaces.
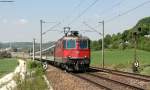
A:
63,40,67,48
67,39,76,49
80,40,88,49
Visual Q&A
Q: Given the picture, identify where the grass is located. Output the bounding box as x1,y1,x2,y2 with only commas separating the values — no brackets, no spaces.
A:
15,75,48,90
140,67,150,75
0,58,18,77
15,60,48,90
91,49,150,72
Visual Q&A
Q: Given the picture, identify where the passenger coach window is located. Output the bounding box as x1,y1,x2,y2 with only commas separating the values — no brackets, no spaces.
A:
67,40,76,48
80,40,88,49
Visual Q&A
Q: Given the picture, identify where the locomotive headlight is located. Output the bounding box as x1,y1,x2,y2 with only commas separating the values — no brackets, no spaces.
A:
68,56,71,58
84,56,87,58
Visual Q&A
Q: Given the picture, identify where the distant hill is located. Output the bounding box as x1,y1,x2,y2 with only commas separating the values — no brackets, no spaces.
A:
0,41,55,51
132,16,150,35
136,17,150,25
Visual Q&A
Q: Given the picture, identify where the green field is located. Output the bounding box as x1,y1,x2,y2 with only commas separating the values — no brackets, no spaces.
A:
0,58,18,77
91,49,150,75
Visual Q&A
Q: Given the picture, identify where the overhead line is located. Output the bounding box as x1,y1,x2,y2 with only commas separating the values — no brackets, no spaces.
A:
83,22,102,35
98,0,126,16
106,0,150,23
42,22,61,35
68,0,100,26
73,0,87,10
62,0,87,27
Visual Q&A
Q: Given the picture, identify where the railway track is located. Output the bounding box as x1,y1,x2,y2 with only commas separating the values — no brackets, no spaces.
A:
39,59,149,89
90,66,150,82
71,73,112,90
72,72,144,90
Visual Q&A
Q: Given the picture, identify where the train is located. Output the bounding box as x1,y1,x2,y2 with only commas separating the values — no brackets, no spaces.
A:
53,31,91,71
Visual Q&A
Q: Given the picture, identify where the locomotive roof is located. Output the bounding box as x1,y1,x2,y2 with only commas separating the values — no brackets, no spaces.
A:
63,35,89,40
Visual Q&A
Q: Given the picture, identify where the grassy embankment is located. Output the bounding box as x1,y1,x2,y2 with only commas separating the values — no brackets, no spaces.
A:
0,58,18,78
14,60,48,90
91,49,150,75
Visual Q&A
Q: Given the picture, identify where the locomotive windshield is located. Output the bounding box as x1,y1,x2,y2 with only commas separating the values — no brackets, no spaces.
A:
64,39,76,49
80,40,88,49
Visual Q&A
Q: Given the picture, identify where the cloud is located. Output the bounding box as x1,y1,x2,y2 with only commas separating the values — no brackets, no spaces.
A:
14,18,28,25
2,19,8,24
19,19,28,24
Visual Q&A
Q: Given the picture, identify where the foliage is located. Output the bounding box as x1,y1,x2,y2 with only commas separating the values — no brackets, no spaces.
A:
138,37,150,51
0,51,11,58
15,60,47,90
91,40,102,50
91,16,150,51
27,60,44,75
14,74,47,90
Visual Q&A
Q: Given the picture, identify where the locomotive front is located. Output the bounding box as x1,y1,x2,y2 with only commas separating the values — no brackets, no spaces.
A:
63,35,90,71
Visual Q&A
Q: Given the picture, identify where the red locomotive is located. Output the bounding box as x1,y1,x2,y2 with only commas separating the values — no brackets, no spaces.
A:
54,31,90,71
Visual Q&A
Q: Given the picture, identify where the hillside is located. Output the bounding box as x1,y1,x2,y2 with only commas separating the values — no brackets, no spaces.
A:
91,16,150,51
132,16,150,35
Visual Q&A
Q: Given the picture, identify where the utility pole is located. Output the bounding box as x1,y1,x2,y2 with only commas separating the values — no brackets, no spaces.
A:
40,20,58,61
40,20,43,61
132,31,138,72
134,32,137,62
132,28,140,72
99,20,105,69
33,38,35,61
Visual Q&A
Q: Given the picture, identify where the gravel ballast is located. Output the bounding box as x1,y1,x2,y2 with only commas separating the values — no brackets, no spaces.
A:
46,65,104,90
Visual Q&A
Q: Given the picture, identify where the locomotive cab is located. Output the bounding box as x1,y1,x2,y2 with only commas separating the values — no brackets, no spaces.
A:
63,33,90,71
54,31,90,71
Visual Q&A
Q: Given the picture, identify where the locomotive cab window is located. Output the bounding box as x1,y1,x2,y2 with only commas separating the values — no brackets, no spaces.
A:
63,40,67,48
67,39,76,49
80,40,88,49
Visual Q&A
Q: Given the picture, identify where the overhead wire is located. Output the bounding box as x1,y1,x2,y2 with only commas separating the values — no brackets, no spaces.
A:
73,0,87,11
42,22,61,35
105,0,150,23
98,0,126,16
62,0,87,27
82,22,102,35
68,0,100,26
78,0,150,35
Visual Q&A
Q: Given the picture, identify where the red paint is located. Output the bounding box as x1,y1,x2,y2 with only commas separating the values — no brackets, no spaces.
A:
54,36,90,64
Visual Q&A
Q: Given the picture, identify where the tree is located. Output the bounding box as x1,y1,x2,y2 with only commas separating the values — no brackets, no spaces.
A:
104,34,112,48
121,30,129,42
91,40,101,50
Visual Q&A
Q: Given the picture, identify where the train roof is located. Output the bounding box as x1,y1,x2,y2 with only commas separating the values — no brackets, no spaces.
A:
57,31,90,41
63,35,89,40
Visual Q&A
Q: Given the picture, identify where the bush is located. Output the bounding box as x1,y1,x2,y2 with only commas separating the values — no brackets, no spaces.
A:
27,60,44,75
0,51,11,58
27,61,42,69
111,42,119,49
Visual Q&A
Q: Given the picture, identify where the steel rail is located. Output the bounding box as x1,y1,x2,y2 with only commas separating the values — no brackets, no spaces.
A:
87,73,144,90
91,67,150,82
71,73,111,90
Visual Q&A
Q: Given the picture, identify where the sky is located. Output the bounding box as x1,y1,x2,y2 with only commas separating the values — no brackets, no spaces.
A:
0,0,150,43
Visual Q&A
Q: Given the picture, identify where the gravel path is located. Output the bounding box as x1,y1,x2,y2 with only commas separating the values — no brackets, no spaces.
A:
46,65,105,90
0,59,26,90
